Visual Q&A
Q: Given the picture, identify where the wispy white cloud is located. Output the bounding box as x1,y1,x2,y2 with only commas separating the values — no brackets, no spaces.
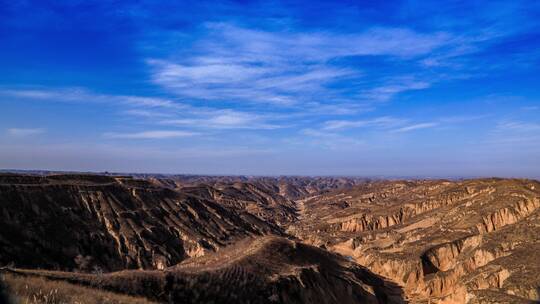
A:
160,109,283,130
0,88,184,109
302,102,373,115
103,130,198,139
203,23,449,60
322,114,485,134
2,87,289,131
361,79,431,102
496,121,540,132
437,115,489,123
122,109,174,118
148,23,450,106
7,128,45,137
319,117,439,134
148,59,355,106
323,116,405,130
392,122,438,133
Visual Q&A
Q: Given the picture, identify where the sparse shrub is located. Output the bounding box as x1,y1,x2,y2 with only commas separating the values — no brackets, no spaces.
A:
91,265,103,276
73,255,93,272
1,273,156,304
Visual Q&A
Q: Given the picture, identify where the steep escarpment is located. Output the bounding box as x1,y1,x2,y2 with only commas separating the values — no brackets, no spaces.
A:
1,237,405,304
182,181,298,226
0,174,281,271
291,179,540,303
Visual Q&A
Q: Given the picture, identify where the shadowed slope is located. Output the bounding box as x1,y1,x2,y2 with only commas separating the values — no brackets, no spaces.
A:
1,237,405,304
0,174,282,271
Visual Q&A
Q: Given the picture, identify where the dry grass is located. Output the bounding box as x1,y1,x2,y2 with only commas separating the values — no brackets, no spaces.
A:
0,273,157,304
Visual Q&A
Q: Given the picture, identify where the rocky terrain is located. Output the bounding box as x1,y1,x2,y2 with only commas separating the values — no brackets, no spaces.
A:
1,237,404,304
289,179,540,303
0,174,283,271
0,173,539,303
141,174,368,200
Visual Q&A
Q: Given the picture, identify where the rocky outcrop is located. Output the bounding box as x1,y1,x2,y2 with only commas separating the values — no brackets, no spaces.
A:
322,184,493,235
422,234,482,272
476,197,540,233
336,211,405,232
0,174,282,271
293,178,540,303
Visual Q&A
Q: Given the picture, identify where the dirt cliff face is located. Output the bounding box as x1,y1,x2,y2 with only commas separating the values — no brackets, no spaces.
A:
181,182,298,226
1,174,539,303
0,174,281,271
290,178,540,303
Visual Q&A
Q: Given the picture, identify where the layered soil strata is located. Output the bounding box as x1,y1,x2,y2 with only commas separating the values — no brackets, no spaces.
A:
0,174,282,271
1,174,539,303
290,179,540,303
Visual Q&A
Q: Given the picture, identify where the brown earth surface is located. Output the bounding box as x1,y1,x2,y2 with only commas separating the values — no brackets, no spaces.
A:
0,173,539,303
289,179,540,303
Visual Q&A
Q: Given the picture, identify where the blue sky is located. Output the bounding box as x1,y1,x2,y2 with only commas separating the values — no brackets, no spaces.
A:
1,0,539,177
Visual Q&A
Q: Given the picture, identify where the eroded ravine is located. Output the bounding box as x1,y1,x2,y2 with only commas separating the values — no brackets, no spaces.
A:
289,179,540,303
1,174,540,303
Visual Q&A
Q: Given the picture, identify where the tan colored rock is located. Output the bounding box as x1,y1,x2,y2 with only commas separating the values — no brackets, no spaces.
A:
291,178,540,303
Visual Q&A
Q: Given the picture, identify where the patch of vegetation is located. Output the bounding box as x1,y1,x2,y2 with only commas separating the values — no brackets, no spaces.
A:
0,273,156,304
